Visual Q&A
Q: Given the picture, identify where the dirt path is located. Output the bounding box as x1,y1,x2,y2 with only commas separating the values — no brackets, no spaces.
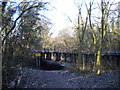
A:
17,70,119,88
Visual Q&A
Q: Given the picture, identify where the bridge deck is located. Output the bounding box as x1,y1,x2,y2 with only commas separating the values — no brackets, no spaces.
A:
33,49,120,55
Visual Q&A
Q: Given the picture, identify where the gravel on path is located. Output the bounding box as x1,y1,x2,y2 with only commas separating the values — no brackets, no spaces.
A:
17,70,120,88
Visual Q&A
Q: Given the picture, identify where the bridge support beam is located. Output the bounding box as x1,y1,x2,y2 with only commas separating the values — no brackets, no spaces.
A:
56,53,61,61
74,54,77,63
62,53,66,62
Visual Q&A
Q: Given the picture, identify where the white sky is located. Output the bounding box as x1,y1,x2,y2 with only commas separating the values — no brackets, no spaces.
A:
43,0,119,37
44,0,79,37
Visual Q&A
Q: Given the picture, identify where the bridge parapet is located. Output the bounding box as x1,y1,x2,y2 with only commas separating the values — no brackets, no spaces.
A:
32,49,120,56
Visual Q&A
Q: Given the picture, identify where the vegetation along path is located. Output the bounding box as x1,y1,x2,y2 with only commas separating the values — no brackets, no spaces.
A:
17,70,120,88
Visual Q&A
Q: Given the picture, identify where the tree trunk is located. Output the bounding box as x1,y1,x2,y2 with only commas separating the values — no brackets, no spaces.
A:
96,0,104,74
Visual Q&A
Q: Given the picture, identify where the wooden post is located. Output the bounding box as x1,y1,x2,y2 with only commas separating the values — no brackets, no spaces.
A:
35,55,38,69
49,52,52,60
75,53,78,63
41,52,43,60
56,52,61,61
64,53,67,62
72,54,75,63
74,54,76,63
46,52,49,60
72,54,74,63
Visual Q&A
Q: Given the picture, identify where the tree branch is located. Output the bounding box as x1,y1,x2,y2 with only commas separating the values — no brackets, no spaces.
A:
2,5,40,45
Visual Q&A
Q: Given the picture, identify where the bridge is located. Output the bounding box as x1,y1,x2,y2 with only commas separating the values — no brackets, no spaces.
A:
34,50,78,63
34,50,120,60
33,49,120,69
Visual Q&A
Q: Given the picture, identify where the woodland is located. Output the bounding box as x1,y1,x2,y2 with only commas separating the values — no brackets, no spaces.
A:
0,0,120,88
